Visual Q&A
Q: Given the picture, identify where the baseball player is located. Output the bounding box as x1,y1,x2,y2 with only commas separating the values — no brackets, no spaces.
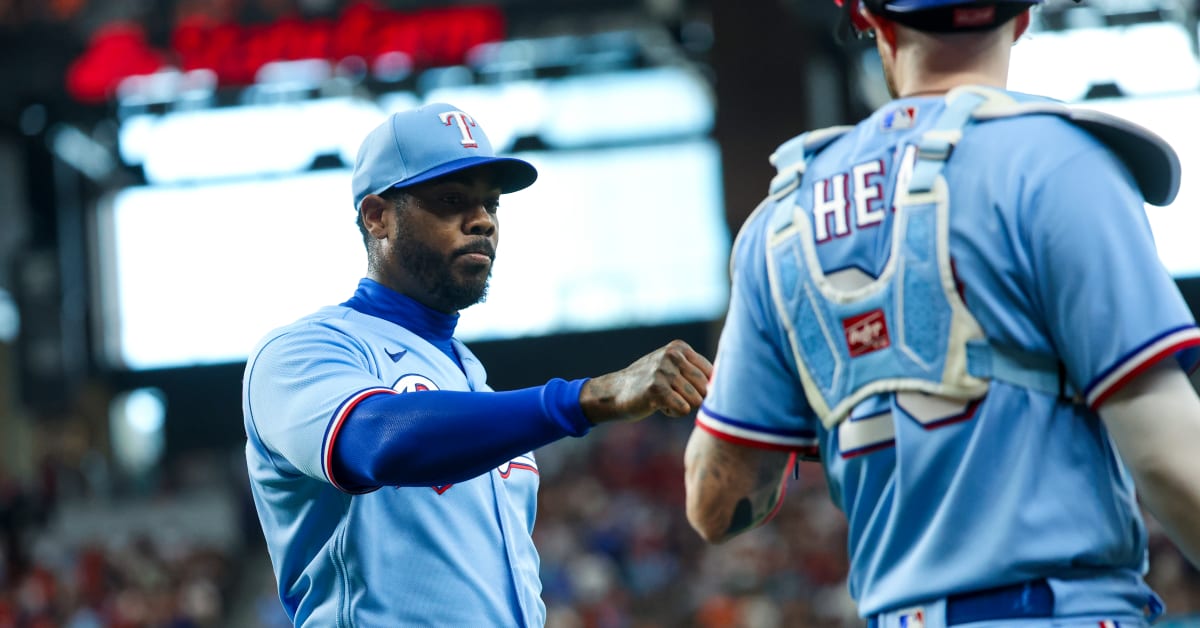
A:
683,1,1200,626
243,102,713,627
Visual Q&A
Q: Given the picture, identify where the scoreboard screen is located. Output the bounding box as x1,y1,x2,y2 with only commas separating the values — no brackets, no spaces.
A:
89,65,730,371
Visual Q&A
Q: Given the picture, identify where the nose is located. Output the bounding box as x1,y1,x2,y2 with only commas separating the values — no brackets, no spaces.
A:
464,202,496,236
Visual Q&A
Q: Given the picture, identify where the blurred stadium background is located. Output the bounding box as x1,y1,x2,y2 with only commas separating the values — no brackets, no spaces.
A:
0,0,1198,625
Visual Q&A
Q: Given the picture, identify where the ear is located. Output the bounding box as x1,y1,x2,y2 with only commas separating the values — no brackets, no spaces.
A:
1013,9,1031,41
862,9,898,54
359,194,392,240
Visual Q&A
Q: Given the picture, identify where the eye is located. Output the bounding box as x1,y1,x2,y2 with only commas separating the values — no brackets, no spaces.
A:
484,198,500,213
439,192,465,206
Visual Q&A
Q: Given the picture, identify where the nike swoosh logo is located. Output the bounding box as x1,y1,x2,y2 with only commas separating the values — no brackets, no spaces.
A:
385,348,407,362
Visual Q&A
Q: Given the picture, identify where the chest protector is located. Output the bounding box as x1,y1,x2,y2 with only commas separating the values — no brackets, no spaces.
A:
765,85,1180,428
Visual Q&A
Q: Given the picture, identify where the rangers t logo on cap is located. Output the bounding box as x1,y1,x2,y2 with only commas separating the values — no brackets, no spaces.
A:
439,111,479,148
350,102,538,210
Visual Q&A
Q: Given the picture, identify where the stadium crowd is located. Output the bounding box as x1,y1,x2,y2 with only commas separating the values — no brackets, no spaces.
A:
0,417,1197,627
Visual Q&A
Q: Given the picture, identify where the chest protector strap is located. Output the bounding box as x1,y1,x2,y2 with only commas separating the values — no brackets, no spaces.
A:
766,86,1090,428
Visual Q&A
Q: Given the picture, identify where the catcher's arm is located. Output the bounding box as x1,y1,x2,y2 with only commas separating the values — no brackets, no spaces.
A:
684,427,795,543
1100,359,1200,569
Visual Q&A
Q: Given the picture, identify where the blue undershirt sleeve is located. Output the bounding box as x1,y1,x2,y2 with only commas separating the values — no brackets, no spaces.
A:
331,377,592,490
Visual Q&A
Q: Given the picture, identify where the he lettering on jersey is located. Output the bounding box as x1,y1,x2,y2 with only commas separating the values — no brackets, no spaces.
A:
811,145,917,242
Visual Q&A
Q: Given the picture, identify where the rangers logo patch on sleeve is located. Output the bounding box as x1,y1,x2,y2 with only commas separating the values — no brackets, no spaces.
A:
393,374,439,393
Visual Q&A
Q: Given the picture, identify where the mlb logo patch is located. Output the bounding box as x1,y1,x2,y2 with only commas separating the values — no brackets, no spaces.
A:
843,309,891,357
882,106,918,131
899,608,924,628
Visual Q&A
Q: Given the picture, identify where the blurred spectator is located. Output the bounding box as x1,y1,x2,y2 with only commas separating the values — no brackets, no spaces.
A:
0,417,1196,627
0,448,237,628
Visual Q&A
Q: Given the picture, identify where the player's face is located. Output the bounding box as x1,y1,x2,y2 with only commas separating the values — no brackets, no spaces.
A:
387,171,502,314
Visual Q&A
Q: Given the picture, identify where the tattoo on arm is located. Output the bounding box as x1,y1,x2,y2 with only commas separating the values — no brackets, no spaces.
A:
724,467,784,536
685,431,793,542
727,498,754,535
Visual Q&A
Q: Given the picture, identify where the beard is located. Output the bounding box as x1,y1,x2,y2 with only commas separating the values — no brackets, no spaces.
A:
394,222,492,313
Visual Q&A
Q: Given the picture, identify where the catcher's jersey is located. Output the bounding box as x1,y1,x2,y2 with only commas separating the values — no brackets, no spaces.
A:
244,288,543,627
700,90,1200,616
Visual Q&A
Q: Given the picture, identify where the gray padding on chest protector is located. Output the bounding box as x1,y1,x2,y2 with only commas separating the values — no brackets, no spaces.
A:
768,126,854,199
974,102,1181,207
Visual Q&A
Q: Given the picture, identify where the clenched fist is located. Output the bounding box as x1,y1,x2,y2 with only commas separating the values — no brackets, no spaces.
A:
579,339,714,424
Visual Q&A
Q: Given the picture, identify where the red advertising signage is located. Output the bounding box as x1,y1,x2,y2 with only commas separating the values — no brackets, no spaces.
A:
67,2,505,104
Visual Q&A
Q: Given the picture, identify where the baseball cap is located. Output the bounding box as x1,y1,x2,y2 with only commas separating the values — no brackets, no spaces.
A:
838,0,1039,34
351,102,538,211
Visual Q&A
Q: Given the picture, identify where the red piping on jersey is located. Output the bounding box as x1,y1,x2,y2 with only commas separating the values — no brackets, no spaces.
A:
911,398,982,430
760,452,797,526
498,462,539,478
839,439,897,460
324,388,397,492
1089,337,1200,411
695,418,811,452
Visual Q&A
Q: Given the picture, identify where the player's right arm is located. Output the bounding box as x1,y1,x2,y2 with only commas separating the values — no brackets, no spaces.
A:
1098,361,1200,569
683,200,820,543
331,339,712,491
684,425,795,543
247,322,711,493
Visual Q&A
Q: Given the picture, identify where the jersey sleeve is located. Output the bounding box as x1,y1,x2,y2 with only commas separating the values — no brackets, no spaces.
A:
698,202,821,454
1026,140,1200,410
244,322,395,490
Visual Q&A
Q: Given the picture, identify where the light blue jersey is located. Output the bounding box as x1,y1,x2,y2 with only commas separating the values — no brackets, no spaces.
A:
244,304,544,627
699,88,1200,618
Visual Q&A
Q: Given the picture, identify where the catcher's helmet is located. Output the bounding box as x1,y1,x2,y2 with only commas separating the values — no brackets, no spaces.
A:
836,0,1042,34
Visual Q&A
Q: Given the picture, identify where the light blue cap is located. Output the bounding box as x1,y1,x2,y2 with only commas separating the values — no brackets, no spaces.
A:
351,102,538,210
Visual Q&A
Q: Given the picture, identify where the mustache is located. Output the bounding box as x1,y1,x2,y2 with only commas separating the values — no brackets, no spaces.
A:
453,240,495,259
